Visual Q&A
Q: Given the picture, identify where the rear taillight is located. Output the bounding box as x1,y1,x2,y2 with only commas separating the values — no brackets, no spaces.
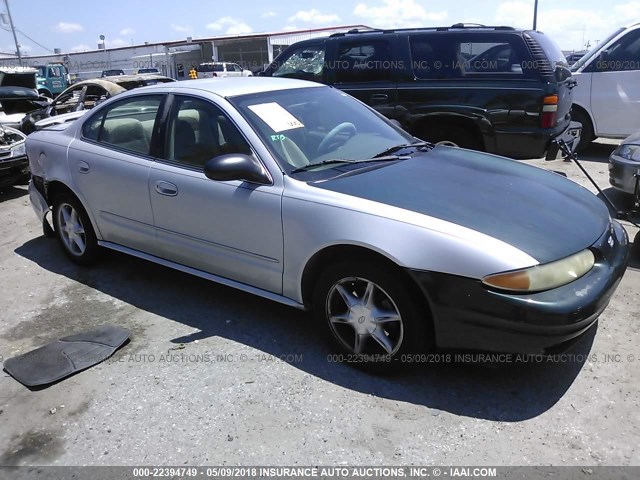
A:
541,95,558,128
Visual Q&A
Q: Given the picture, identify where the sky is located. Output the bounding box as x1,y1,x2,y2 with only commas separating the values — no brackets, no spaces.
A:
1,0,638,56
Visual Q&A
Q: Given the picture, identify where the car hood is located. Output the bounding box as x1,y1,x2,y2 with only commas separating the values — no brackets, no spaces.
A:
0,86,49,115
310,146,610,264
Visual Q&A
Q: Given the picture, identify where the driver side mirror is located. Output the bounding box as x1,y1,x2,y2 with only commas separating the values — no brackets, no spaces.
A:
204,154,271,185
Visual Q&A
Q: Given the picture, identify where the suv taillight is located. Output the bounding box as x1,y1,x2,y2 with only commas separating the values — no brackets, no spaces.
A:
541,95,558,128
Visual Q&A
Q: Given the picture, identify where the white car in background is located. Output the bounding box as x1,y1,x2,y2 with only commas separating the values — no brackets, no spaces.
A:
571,23,640,151
196,62,254,79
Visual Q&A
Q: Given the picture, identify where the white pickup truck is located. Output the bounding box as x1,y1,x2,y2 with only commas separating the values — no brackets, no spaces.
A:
571,23,640,151
196,62,253,79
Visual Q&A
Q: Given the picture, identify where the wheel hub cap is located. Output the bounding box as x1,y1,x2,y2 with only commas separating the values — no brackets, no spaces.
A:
326,277,404,356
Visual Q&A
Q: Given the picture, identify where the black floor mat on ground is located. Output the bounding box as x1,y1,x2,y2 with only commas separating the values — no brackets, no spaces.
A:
3,325,130,387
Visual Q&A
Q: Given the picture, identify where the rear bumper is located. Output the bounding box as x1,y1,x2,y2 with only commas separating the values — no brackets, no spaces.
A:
0,155,29,188
493,120,581,159
408,220,629,354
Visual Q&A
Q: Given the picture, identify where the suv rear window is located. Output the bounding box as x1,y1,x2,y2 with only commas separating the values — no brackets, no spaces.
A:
410,34,531,79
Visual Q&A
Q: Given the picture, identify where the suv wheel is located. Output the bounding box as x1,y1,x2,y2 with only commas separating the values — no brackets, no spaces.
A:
52,193,100,265
312,261,430,371
571,108,595,153
421,125,482,150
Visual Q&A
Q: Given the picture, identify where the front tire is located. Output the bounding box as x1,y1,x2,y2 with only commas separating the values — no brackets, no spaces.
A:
571,108,595,153
312,261,431,371
52,193,100,265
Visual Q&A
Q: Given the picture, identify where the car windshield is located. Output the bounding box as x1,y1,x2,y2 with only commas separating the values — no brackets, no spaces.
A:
571,27,626,71
229,86,415,174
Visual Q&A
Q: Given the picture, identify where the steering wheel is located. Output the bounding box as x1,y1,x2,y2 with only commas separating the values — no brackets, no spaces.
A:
317,122,356,155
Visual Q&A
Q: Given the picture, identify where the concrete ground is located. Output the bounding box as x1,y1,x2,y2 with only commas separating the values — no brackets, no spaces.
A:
0,140,638,466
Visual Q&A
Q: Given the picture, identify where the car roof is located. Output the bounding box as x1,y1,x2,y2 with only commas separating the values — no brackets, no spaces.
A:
141,77,324,98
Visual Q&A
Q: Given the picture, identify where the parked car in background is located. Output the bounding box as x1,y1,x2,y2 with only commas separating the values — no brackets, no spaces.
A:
571,23,640,151
0,124,28,189
609,131,640,195
21,74,175,134
36,63,71,98
0,67,51,130
565,52,586,65
136,68,160,74
261,25,578,159
26,78,628,369
101,69,125,77
196,62,253,79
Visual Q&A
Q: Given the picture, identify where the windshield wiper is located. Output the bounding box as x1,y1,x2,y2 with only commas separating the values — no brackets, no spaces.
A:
372,141,433,158
291,155,409,174
290,159,357,173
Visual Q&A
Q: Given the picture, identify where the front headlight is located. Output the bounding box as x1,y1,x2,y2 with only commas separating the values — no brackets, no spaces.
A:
11,142,26,158
613,144,640,161
482,249,595,292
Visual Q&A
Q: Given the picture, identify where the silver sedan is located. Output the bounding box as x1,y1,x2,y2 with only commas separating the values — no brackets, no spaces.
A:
26,78,629,371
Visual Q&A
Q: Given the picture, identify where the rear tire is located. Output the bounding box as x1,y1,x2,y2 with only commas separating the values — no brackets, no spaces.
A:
52,192,101,265
418,124,483,150
571,108,595,153
312,260,431,372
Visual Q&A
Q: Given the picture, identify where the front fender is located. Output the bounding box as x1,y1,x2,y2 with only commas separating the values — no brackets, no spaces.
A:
281,179,536,303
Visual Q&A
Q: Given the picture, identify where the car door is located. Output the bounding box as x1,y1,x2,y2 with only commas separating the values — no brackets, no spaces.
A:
148,94,284,294
68,94,164,253
588,27,640,137
327,38,398,119
227,63,243,77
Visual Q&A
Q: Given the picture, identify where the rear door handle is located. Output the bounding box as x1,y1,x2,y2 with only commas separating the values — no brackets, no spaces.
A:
78,161,90,174
155,181,178,196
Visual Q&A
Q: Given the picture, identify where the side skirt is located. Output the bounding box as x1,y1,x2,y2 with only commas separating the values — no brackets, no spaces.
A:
98,241,305,310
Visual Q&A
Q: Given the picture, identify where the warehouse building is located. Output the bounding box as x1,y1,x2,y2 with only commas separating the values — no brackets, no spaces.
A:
10,25,370,80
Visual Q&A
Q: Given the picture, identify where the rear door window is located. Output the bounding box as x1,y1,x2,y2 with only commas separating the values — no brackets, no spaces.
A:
82,96,163,156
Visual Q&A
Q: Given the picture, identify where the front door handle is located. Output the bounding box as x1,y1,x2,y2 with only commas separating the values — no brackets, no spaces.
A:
371,93,389,103
155,181,178,196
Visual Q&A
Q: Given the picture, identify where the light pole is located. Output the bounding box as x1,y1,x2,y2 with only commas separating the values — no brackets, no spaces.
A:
3,0,22,66
533,0,539,30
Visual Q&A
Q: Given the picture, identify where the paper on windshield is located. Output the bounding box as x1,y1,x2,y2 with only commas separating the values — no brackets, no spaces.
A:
248,102,304,132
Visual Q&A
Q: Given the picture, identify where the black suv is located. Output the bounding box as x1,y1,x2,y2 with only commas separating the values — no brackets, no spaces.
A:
261,25,577,159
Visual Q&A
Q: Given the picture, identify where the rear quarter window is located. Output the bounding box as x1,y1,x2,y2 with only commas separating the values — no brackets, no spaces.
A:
410,33,535,80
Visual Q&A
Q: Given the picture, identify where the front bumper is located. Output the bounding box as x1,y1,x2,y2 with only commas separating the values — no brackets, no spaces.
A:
408,220,629,354
0,155,29,188
28,177,50,222
609,154,640,194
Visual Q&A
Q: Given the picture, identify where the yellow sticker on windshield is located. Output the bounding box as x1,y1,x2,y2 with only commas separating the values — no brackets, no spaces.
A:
248,102,304,132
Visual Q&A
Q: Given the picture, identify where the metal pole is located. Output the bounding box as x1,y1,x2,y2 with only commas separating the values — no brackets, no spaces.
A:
4,0,22,66
533,0,539,30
